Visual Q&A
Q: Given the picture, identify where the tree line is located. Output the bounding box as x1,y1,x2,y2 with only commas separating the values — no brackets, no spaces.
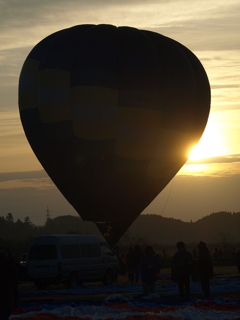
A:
0,211,239,262
126,211,240,246
0,213,91,261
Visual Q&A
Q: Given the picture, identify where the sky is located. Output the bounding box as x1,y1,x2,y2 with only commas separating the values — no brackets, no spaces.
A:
0,0,240,227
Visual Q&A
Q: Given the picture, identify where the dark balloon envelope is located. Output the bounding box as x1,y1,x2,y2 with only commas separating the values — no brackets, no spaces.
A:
18,24,211,245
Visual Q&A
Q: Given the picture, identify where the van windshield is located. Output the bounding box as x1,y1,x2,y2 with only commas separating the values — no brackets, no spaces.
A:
28,244,57,260
100,243,115,256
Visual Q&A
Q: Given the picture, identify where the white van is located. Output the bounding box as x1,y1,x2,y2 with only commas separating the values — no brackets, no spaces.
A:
27,234,119,289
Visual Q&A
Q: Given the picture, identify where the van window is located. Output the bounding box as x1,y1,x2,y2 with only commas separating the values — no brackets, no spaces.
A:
100,243,114,256
80,244,91,257
61,245,81,259
80,244,101,257
28,244,57,260
89,244,101,257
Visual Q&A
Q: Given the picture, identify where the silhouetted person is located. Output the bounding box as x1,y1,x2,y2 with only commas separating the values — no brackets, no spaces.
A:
119,254,127,275
140,246,160,295
131,245,143,283
0,250,18,320
113,245,120,281
126,247,134,282
197,241,214,298
171,241,192,297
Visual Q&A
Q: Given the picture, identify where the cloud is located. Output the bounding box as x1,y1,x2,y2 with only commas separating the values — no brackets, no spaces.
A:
0,154,240,186
0,170,48,183
151,1,240,51
1,0,240,52
187,154,240,164
211,84,240,89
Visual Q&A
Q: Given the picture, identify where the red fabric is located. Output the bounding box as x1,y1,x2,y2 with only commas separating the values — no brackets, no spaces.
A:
11,307,41,315
9,316,159,320
109,302,132,309
10,314,92,320
10,296,240,320
190,301,240,311
10,314,63,320
87,291,124,295
20,294,79,301
109,301,240,314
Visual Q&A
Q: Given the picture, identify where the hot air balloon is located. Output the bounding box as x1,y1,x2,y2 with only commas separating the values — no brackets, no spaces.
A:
18,24,210,245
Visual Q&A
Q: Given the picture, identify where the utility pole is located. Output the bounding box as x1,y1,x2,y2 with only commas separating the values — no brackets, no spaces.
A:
46,206,51,220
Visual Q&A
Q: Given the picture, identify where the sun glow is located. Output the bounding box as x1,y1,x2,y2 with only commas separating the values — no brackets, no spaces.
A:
188,119,227,161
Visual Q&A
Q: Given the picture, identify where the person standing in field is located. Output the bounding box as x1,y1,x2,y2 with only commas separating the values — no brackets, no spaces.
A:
131,245,143,283
198,241,214,298
126,247,134,282
140,245,160,295
171,241,192,297
0,250,18,320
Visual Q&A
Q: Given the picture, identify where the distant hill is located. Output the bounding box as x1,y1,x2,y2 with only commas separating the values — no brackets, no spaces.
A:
125,212,240,245
0,211,239,261
1,211,239,245
37,211,240,245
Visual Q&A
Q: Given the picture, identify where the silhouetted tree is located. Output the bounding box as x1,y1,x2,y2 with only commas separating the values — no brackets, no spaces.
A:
212,231,235,249
6,212,14,225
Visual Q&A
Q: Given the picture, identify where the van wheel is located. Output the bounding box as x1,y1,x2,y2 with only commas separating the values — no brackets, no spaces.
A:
68,272,78,288
103,270,114,285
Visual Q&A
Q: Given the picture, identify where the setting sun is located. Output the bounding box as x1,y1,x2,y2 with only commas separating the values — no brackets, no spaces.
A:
188,119,227,161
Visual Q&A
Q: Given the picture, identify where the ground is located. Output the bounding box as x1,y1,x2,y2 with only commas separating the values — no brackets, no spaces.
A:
18,265,239,298
10,266,240,320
